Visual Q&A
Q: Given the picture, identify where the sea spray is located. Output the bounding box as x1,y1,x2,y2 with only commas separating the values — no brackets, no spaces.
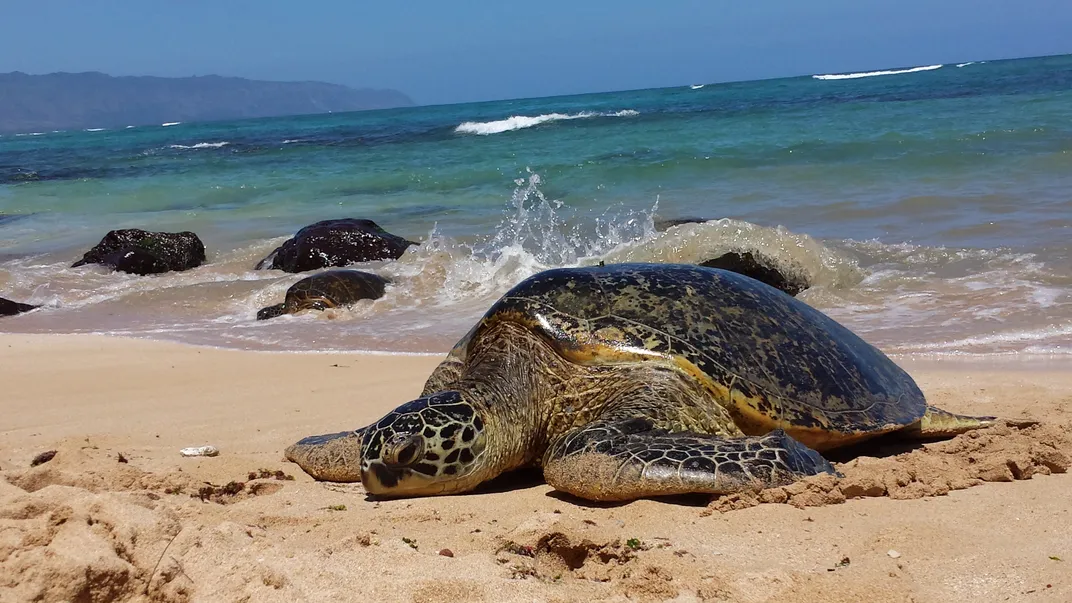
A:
380,171,660,313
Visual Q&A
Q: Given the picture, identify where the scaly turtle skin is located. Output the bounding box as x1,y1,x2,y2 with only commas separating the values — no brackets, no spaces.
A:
286,263,996,502
257,269,389,320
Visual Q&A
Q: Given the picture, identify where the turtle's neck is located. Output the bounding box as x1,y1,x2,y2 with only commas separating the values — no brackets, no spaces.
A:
448,319,576,475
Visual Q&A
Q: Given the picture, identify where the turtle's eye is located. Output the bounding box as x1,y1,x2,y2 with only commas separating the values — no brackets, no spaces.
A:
383,433,424,468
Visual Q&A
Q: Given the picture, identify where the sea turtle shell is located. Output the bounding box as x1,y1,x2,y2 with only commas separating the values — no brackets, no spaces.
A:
257,269,389,320
443,263,925,450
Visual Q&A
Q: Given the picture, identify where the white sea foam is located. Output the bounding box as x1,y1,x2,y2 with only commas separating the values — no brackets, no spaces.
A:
169,141,230,150
455,110,638,135
812,64,943,80
690,84,705,90
895,323,1072,352
281,139,302,144
956,62,976,68
161,122,182,127
85,128,106,132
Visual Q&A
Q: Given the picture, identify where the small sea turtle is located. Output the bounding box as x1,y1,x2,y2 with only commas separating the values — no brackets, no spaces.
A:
257,269,389,320
286,263,998,502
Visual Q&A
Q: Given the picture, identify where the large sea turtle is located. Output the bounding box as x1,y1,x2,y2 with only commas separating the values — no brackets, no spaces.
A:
286,263,997,502
257,269,389,320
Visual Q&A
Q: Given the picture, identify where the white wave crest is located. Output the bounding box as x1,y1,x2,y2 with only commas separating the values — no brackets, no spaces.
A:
690,84,705,90
169,141,230,150
85,128,106,132
455,110,638,135
812,64,943,80
956,62,976,68
161,122,181,127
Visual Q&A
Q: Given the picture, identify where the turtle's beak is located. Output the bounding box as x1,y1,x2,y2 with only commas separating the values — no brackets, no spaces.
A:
361,462,453,497
284,430,364,482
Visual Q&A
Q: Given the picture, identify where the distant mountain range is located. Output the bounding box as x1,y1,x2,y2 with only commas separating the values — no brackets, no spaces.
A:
0,72,415,133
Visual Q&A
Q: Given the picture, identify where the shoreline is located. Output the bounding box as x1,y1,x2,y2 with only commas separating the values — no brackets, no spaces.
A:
2,329,1070,366
2,332,1070,602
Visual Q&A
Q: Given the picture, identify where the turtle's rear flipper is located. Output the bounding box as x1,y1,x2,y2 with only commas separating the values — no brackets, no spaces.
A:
284,429,366,482
904,405,1005,439
542,419,837,502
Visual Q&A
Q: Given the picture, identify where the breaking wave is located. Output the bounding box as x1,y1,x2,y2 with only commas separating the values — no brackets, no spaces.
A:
813,64,943,80
169,141,230,150
455,110,639,135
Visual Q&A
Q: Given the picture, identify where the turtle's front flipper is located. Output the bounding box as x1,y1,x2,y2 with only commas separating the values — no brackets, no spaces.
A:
542,418,838,502
284,428,366,482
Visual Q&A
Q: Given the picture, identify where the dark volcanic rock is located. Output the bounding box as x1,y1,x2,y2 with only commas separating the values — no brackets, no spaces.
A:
700,251,810,296
256,219,416,273
257,269,390,320
72,229,206,275
99,247,173,275
0,297,38,316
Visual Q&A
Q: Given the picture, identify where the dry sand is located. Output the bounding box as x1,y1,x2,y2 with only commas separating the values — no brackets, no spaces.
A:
1,333,1069,603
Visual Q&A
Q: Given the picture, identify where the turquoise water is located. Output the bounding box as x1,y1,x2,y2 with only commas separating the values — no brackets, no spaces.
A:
1,55,1070,357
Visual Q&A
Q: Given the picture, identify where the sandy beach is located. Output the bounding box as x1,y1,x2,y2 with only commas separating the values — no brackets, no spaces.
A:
1,333,1069,603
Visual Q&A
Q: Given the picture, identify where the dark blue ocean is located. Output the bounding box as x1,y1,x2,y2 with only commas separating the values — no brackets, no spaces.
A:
1,55,1070,357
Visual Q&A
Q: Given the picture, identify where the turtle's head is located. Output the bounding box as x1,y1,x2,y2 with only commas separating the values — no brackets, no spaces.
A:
360,391,490,497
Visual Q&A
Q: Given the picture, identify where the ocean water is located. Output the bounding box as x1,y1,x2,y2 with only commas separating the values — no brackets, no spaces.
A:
1,55,1070,359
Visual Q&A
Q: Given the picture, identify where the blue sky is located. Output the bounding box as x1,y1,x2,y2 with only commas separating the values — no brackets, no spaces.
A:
1,1,1068,105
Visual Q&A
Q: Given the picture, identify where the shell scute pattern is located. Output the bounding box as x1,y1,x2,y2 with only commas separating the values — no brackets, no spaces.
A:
478,263,926,437
287,270,388,312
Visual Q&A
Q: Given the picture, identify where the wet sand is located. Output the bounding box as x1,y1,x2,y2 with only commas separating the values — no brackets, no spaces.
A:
1,334,1069,602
